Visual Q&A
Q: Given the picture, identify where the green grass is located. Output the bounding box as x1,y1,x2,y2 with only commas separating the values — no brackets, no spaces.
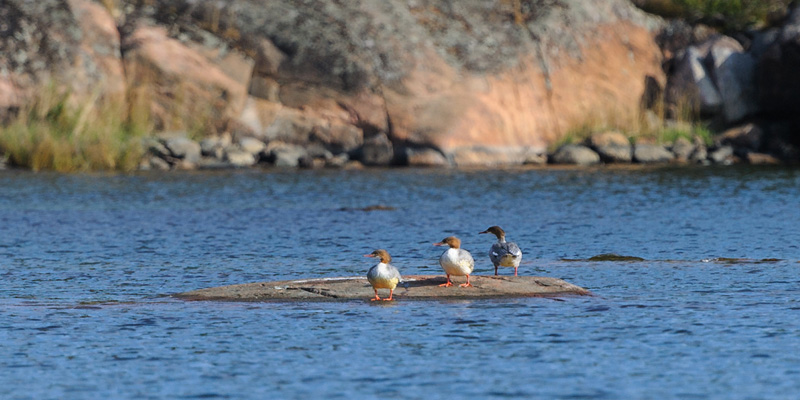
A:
634,0,790,31
654,124,714,146
0,85,149,172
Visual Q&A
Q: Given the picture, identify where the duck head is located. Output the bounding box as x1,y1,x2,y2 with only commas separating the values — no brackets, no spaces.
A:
364,249,392,264
433,236,461,249
479,226,506,240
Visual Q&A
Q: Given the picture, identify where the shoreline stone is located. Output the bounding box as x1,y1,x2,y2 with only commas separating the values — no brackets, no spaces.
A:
173,275,590,302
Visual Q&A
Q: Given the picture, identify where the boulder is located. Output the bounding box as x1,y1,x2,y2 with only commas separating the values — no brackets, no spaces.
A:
708,37,758,123
238,137,267,156
709,145,735,164
690,137,709,163
634,143,674,163
200,135,231,159
550,144,600,165
223,149,257,167
326,153,350,168
670,137,695,162
665,45,722,116
267,142,308,168
163,137,201,163
587,131,632,163
360,132,394,166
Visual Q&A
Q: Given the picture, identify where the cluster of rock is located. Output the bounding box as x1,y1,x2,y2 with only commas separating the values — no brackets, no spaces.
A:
141,132,357,170
2,0,800,170
549,125,781,167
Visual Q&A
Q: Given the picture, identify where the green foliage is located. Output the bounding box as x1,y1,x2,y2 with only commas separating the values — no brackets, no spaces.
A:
656,124,712,145
634,0,790,31
0,85,148,172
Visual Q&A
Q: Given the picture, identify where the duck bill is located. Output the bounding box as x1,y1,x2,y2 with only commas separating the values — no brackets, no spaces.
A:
433,242,444,246
479,230,488,234
363,254,376,258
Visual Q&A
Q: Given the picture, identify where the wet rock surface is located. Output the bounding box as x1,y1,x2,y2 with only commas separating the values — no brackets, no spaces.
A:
174,275,590,302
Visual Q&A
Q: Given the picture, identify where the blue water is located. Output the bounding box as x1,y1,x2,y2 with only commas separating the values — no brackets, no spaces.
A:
2,166,800,399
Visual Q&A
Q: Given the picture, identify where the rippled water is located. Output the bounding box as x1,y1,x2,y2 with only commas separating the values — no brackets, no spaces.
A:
2,166,800,399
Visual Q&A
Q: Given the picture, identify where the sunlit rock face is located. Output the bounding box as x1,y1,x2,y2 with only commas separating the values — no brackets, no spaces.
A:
1,0,665,166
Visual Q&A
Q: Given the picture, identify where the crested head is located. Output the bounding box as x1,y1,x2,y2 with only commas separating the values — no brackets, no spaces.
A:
480,226,506,240
364,249,392,264
434,236,461,249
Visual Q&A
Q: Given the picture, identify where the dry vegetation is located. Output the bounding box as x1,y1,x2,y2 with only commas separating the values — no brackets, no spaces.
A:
0,85,149,172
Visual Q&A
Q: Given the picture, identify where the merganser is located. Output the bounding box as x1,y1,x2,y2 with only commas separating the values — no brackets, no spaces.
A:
433,236,475,287
364,249,402,301
479,226,523,276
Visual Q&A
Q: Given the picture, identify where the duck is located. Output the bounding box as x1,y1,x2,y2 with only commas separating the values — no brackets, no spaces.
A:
433,236,475,287
364,249,403,301
479,226,523,276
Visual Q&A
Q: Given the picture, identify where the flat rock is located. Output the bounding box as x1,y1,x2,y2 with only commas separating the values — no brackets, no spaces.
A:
173,275,590,302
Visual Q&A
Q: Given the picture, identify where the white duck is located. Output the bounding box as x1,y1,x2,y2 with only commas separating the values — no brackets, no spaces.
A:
434,236,475,287
364,249,402,301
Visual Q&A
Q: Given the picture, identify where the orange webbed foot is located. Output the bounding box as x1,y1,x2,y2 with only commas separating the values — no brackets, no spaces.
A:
438,282,453,287
459,283,473,288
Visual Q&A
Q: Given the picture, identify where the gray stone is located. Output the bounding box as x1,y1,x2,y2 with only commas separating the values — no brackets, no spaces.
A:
200,136,231,159
671,137,695,161
238,137,267,156
587,131,632,163
224,149,257,167
595,144,632,163
326,153,350,168
360,132,394,166
269,143,308,167
588,131,629,148
550,144,600,165
709,145,735,164
666,46,722,115
163,137,201,163
689,138,709,163
709,37,758,123
634,144,674,163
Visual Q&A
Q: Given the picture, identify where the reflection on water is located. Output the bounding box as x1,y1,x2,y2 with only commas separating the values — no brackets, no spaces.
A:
1,166,800,399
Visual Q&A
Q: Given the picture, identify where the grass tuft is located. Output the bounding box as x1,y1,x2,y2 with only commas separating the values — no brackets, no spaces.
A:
0,84,149,172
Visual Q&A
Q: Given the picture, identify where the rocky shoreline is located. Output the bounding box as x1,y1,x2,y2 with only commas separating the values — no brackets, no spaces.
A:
2,1,800,171
138,123,787,171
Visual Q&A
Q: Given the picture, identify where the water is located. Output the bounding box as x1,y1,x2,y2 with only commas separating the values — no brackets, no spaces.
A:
2,166,800,399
